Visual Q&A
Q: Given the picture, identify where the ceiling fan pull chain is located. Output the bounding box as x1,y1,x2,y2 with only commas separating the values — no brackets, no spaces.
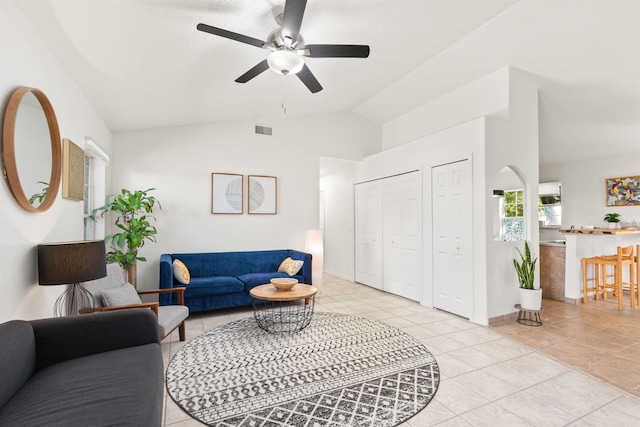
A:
281,75,287,114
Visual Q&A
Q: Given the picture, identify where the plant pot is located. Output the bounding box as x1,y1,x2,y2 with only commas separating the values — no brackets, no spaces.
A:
520,288,543,310
607,222,618,229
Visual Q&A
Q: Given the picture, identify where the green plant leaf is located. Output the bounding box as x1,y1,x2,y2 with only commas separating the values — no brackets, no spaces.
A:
514,241,537,289
94,188,160,271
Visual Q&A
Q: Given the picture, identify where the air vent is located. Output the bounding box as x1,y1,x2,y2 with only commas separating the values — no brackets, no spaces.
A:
255,125,273,136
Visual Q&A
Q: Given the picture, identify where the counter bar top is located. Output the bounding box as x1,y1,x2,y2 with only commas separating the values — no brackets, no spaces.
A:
560,228,640,235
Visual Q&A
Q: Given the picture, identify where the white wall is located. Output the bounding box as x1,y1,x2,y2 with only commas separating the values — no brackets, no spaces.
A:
110,112,380,290
320,166,357,280
0,2,112,322
355,119,487,319
541,154,640,230
322,67,539,325
484,70,539,322
382,68,509,150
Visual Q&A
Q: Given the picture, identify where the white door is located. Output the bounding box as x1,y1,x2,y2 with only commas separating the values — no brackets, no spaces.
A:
383,172,421,301
432,160,472,318
355,180,383,289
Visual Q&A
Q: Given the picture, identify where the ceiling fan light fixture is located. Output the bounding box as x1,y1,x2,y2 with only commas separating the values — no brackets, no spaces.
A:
267,48,304,75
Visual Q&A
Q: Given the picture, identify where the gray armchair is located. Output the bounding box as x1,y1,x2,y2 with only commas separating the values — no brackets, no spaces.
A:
81,263,189,341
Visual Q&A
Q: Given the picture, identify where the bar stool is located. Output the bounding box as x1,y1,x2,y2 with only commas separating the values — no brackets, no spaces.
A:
581,256,605,304
636,244,640,306
595,245,636,311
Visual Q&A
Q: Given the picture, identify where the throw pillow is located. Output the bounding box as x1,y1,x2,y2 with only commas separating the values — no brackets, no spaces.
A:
278,257,304,276
173,259,190,284
101,284,142,307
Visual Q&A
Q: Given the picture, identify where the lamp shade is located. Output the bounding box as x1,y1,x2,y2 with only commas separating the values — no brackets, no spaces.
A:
305,229,324,290
38,240,106,285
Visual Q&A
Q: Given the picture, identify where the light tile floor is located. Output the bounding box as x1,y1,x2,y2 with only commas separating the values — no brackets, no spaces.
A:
162,275,640,426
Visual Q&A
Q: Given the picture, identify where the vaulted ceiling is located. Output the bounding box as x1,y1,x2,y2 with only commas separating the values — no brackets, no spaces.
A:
14,0,640,166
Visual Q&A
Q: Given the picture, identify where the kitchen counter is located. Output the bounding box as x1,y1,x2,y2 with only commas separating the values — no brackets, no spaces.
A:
560,228,640,235
559,229,640,302
540,244,566,301
540,240,566,247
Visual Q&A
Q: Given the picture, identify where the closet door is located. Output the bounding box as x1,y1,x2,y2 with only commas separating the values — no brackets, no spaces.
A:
383,172,421,301
432,160,472,318
355,180,382,289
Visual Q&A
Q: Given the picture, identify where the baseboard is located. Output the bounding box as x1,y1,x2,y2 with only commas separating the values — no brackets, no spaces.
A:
323,269,354,282
487,311,519,326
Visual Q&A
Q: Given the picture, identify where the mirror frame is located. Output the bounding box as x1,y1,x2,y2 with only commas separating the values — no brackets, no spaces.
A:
2,87,62,212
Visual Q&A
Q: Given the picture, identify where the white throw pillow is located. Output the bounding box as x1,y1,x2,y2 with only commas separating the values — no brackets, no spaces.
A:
173,259,191,284
101,284,142,307
278,257,304,276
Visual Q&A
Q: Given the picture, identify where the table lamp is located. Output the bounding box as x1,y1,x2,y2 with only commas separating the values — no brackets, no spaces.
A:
38,240,107,316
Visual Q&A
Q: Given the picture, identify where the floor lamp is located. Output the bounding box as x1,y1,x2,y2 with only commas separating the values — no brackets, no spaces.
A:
305,229,324,291
37,240,107,317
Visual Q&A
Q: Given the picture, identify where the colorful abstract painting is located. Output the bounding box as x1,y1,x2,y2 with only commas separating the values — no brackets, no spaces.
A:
606,176,640,206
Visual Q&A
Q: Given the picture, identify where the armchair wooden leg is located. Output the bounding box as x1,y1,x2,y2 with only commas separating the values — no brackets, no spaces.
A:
179,322,186,341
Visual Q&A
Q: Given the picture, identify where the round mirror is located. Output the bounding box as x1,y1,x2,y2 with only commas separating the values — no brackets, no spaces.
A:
2,87,61,212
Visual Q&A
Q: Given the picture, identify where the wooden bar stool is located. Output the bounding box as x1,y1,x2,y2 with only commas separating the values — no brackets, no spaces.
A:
636,244,640,306
581,256,604,303
595,245,636,311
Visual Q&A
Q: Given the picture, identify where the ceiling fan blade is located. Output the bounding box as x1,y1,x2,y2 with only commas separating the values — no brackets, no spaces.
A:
280,0,307,44
303,44,370,58
297,64,322,93
235,60,270,83
197,23,266,49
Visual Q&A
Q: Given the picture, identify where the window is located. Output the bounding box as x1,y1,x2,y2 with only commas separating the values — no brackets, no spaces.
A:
83,138,109,240
503,189,525,241
83,154,94,239
504,189,524,218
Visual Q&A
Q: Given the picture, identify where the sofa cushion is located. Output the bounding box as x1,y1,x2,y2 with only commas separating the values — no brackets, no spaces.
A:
173,259,190,284
0,321,36,409
278,257,304,276
173,250,298,278
239,272,304,292
157,305,189,338
101,284,142,307
82,263,127,309
0,344,163,427
186,276,244,298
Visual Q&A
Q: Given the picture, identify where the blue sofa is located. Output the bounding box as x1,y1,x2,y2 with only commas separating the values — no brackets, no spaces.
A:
159,249,312,313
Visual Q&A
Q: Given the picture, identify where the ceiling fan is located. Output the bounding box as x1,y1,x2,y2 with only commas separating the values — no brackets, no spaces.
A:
197,0,370,93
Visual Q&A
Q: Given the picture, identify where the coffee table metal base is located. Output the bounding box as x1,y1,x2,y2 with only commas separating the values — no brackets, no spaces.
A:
252,298,315,334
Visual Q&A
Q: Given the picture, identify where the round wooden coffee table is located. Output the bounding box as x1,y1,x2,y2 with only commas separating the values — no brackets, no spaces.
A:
250,283,318,334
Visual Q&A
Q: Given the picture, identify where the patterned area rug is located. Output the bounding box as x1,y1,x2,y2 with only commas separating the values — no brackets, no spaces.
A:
166,312,440,427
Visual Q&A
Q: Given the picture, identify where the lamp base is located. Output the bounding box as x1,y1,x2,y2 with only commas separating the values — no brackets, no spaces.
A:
53,283,94,317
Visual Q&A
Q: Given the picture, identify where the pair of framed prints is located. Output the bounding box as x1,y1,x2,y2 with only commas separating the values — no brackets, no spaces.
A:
211,173,277,215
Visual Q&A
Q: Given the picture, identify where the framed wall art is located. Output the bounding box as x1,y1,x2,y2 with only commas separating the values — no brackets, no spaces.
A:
248,175,277,214
605,175,640,206
62,138,85,200
211,173,243,214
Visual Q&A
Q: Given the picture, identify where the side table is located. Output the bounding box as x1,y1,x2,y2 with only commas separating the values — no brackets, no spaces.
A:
250,284,318,334
514,304,542,326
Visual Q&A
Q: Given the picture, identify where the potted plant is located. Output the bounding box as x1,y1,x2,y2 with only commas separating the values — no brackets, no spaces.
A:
90,188,160,288
513,241,541,310
603,213,620,229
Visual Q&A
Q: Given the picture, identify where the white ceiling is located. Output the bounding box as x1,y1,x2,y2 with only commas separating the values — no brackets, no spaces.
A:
14,0,640,166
